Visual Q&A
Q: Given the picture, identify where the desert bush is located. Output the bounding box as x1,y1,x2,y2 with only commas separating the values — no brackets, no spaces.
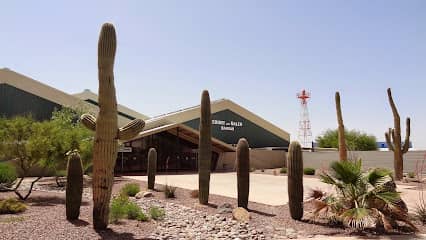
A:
190,189,199,198
280,167,287,174
249,167,256,172
120,183,140,197
310,160,416,231
149,206,165,220
0,163,17,188
109,194,148,223
164,185,176,198
0,198,27,214
303,167,315,175
408,172,416,178
415,202,426,224
110,195,129,223
126,201,148,221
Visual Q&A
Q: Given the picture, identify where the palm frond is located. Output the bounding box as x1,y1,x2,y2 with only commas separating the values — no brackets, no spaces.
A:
367,168,393,186
341,207,375,230
330,160,362,185
306,189,325,201
371,208,393,231
373,191,401,206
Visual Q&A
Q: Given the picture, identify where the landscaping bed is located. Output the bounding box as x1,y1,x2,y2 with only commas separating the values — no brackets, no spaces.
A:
1,176,425,239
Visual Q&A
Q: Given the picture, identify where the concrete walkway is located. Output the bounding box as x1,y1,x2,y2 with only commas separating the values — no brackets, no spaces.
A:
125,172,333,206
125,172,423,209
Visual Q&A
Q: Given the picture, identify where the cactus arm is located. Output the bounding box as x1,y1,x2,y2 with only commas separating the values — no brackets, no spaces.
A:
402,118,411,154
117,119,145,140
385,128,394,152
387,88,400,120
80,113,97,131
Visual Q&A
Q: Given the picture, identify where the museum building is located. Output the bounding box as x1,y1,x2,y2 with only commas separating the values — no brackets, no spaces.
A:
0,68,290,172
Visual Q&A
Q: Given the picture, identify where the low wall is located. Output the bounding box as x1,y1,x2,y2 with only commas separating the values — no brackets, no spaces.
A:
217,149,286,171
303,150,426,173
217,149,426,174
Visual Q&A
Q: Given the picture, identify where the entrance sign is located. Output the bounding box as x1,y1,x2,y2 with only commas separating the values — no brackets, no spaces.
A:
118,146,132,153
212,119,243,131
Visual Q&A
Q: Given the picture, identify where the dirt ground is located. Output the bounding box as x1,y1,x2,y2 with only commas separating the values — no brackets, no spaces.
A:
0,176,424,240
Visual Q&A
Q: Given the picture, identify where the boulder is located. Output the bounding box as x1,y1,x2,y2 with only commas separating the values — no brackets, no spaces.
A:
143,191,153,197
232,207,250,222
135,191,144,199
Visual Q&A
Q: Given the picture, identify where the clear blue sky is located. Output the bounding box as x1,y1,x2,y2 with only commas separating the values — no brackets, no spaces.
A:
1,1,425,148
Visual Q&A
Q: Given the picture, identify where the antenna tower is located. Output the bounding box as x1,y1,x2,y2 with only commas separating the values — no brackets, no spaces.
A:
297,89,312,148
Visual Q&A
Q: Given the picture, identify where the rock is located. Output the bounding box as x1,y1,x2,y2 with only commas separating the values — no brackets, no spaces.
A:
135,191,144,199
143,191,153,197
232,207,250,222
217,203,233,214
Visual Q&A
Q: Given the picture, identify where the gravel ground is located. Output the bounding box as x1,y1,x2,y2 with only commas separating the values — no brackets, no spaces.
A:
0,176,424,240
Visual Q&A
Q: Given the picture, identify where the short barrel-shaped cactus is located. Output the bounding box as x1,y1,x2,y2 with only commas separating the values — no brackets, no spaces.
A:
287,141,304,220
236,138,250,209
66,150,83,220
147,148,157,190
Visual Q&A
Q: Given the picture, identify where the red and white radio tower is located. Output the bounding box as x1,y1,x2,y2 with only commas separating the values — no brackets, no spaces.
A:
297,89,312,148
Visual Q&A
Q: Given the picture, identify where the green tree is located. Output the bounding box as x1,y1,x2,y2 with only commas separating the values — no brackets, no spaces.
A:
0,108,93,199
0,115,49,199
44,108,93,179
316,129,377,151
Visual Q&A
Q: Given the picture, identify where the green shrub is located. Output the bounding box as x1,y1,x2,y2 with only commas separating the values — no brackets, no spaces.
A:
149,206,165,220
303,167,315,175
109,195,129,223
109,194,148,223
0,198,27,214
120,183,140,197
249,167,256,172
125,201,148,221
280,167,287,174
408,172,416,178
0,163,17,187
164,185,176,198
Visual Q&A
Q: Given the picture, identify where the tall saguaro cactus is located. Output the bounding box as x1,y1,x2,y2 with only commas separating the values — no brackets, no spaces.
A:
198,90,212,205
66,150,83,220
147,148,157,190
80,23,145,230
236,138,250,209
385,88,410,180
335,92,347,161
287,141,303,220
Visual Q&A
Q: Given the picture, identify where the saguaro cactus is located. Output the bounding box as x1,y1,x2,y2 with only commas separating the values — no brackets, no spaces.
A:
81,23,145,229
287,141,303,220
66,150,83,220
385,88,410,180
335,92,347,161
198,90,212,205
147,148,157,190
236,138,250,209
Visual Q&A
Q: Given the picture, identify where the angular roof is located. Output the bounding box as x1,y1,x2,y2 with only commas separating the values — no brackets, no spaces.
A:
0,68,141,126
146,99,290,141
134,122,235,152
73,89,149,120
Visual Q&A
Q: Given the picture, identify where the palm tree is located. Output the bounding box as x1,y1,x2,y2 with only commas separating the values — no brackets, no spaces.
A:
309,159,417,231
